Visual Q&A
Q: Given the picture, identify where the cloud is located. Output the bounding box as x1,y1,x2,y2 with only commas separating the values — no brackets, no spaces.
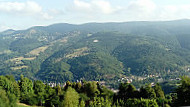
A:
0,1,41,14
68,0,190,22
72,0,120,14
109,0,157,21
74,0,91,10
1,0,190,31
91,0,118,14
0,1,53,20
159,4,190,20
124,0,190,21
127,0,156,15
48,9,64,15
68,0,158,22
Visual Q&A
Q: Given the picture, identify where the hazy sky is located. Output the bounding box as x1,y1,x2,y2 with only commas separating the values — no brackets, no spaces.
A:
0,0,190,31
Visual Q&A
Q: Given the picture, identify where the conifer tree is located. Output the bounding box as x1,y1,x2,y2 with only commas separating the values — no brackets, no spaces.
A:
60,87,79,107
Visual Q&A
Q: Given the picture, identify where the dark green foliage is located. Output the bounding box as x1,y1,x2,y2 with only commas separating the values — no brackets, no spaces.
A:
7,92,18,107
10,38,44,53
153,83,165,98
79,99,85,107
116,82,168,106
44,84,55,99
0,75,189,107
18,75,35,105
89,97,112,107
140,84,156,99
33,80,46,106
156,98,170,107
19,75,33,95
0,39,10,51
83,81,99,98
75,82,82,92
175,76,190,106
118,83,138,101
20,94,38,105
44,93,60,107
0,89,10,107
38,61,74,82
0,75,20,98
1,20,190,106
125,98,159,107
160,81,178,94
60,87,79,107
0,76,19,107
112,36,187,75
98,85,114,100
1,20,190,89
176,34,190,50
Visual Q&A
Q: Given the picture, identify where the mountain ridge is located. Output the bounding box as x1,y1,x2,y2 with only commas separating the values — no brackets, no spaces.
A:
0,19,190,88
1,19,190,34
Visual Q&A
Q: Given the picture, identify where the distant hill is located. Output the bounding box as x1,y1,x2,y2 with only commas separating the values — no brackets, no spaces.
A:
0,19,190,88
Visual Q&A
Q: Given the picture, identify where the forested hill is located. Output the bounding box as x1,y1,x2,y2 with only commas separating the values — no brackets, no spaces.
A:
0,75,190,107
0,19,190,88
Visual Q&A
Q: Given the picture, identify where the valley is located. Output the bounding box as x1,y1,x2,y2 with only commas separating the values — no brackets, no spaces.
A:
0,19,190,89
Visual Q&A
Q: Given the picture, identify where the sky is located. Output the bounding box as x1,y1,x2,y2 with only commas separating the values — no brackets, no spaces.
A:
0,0,190,31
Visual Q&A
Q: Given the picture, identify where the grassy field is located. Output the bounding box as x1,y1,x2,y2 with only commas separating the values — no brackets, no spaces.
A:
11,66,28,70
0,50,12,54
65,47,89,58
28,46,49,56
9,57,36,62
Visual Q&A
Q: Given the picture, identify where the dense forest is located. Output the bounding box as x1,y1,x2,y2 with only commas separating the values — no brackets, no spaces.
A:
0,75,189,107
0,20,190,89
